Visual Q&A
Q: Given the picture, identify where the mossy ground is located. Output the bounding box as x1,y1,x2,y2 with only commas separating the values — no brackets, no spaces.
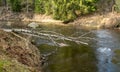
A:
0,55,31,72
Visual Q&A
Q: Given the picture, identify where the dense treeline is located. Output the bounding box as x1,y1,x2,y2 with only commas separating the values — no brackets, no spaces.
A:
0,0,34,12
0,0,98,21
35,0,98,21
115,0,120,12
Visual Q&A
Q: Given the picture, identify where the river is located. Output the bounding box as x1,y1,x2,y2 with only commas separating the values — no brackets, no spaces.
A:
1,22,120,72
35,24,120,72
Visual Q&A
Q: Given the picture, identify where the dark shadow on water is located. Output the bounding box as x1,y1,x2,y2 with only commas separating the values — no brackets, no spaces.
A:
38,41,97,72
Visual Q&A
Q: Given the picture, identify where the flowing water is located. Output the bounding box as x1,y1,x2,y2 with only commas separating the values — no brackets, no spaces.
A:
35,24,120,72
1,22,120,72
29,24,120,72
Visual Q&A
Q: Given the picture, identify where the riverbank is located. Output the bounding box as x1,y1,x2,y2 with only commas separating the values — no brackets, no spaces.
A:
0,7,120,29
0,30,42,72
15,12,120,29
72,12,120,29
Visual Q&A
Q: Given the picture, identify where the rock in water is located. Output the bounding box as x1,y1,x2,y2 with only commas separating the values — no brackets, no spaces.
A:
28,22,39,29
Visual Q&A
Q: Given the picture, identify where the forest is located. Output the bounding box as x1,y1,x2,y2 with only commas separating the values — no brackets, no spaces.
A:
0,0,98,21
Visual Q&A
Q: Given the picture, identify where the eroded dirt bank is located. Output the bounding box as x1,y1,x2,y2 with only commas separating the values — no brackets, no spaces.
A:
1,6,120,29
0,30,41,72
1,10,120,29
72,13,120,29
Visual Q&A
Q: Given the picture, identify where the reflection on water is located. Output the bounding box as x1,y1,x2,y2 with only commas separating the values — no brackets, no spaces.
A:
97,47,113,72
1,21,120,72
35,24,97,72
95,29,120,49
33,25,120,72
41,42,97,72
94,29,120,72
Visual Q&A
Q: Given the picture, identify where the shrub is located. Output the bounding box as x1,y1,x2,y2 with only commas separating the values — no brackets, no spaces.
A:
10,0,21,12
35,0,98,21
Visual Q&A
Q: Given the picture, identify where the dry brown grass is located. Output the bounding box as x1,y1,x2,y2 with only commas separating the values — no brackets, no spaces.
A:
0,30,41,72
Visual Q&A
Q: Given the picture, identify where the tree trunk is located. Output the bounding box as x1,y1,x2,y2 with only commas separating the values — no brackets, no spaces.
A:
1,0,6,6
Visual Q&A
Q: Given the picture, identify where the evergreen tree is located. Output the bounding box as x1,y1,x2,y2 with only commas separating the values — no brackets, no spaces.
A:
10,0,21,12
